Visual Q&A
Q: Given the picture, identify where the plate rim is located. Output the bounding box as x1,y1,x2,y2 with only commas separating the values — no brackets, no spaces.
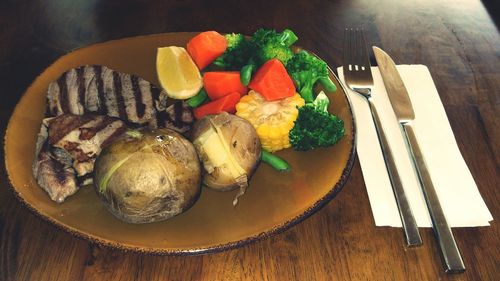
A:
3,32,357,255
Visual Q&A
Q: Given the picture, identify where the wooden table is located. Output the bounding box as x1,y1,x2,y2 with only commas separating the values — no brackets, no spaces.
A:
1,0,498,280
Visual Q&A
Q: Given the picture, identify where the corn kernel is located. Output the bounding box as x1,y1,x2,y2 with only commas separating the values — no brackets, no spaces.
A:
236,90,305,152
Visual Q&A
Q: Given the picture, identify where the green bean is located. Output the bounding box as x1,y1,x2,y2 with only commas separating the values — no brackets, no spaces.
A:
261,150,291,172
187,88,208,108
240,64,254,86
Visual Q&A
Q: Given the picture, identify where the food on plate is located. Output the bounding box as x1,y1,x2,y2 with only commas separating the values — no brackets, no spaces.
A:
236,90,305,152
33,114,128,203
93,128,201,223
187,88,209,108
34,65,196,203
260,150,291,172
47,65,169,128
212,33,254,70
286,50,337,102
212,29,298,86
193,92,241,120
289,92,344,151
250,28,297,66
31,27,345,218
160,100,195,134
202,71,247,100
248,59,295,101
187,31,228,70
45,65,195,133
190,112,260,205
156,46,203,99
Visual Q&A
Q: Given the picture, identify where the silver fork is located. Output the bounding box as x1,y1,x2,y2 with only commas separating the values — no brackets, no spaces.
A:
343,28,422,247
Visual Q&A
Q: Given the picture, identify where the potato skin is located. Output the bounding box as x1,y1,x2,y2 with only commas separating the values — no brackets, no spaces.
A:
190,112,261,191
93,128,201,224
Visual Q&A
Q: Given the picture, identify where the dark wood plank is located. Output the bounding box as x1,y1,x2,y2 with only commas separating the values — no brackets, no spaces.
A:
1,0,498,280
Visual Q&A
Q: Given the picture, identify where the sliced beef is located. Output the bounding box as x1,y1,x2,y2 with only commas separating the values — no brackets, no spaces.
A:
33,119,78,203
157,100,195,134
36,64,197,203
46,65,169,129
33,114,128,203
34,147,78,203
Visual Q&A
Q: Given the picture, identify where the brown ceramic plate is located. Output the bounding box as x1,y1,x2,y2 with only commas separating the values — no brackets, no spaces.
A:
4,32,355,255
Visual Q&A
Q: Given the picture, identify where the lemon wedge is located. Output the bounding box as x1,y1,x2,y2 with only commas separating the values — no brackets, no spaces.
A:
156,46,202,99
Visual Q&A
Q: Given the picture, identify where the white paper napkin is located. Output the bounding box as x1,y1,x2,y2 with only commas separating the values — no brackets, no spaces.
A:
337,65,493,227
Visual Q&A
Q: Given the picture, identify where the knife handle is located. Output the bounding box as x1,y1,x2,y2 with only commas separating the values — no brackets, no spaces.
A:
402,124,465,273
368,99,422,247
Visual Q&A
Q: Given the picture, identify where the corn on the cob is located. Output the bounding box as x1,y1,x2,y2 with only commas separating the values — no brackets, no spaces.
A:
236,90,305,152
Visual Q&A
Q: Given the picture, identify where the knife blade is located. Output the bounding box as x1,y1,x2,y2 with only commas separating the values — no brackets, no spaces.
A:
373,46,465,273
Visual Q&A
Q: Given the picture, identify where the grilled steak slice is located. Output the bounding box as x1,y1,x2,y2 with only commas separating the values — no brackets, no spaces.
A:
48,114,128,177
33,114,128,203
33,118,78,203
46,65,196,133
157,100,195,134
34,147,78,203
47,65,168,129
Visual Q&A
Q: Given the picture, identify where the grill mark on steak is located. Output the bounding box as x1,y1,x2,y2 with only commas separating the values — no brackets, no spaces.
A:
131,75,146,118
76,67,86,114
57,72,69,113
158,101,194,134
34,114,131,203
79,117,115,140
158,104,169,130
173,100,184,128
76,174,93,186
41,141,68,185
51,158,68,185
34,140,78,203
48,114,94,145
46,65,194,133
150,83,160,105
101,124,127,148
112,71,127,120
61,141,94,163
93,65,107,114
49,114,128,178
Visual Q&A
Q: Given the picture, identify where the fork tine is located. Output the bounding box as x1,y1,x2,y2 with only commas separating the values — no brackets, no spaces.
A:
344,27,374,89
352,28,357,71
357,28,369,70
343,28,352,71
352,28,360,71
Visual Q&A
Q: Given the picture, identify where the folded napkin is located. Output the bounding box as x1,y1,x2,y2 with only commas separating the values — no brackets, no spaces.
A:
337,65,493,227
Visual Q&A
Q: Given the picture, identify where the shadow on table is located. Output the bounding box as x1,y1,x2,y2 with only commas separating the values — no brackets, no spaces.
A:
481,0,500,30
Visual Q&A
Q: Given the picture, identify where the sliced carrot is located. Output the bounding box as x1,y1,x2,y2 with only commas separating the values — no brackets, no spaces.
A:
203,71,248,100
187,31,227,70
193,92,241,120
248,59,295,101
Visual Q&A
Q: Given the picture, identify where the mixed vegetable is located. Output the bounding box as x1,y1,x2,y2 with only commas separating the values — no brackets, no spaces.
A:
289,91,345,151
160,29,345,172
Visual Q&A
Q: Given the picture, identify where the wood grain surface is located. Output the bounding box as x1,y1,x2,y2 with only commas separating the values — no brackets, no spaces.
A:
1,0,498,280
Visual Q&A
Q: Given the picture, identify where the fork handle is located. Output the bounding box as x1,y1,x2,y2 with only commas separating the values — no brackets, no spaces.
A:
402,124,465,273
368,99,422,247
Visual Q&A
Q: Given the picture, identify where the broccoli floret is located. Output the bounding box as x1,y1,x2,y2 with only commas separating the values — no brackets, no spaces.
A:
225,33,244,47
212,33,255,70
251,28,297,66
211,29,299,86
289,92,344,151
286,50,337,103
236,28,298,85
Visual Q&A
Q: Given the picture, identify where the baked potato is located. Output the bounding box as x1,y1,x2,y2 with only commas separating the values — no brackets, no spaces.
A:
190,113,261,204
93,128,201,224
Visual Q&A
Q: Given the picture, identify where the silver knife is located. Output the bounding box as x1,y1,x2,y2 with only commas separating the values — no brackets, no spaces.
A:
373,46,465,273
